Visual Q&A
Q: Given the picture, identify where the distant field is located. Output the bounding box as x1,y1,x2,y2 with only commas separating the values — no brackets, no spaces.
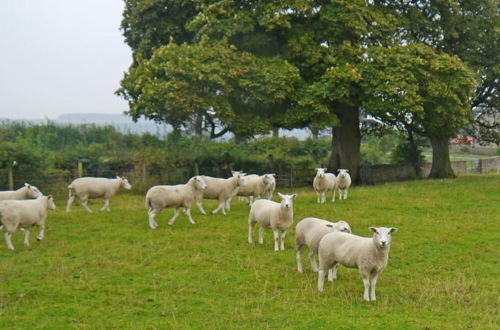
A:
0,174,499,329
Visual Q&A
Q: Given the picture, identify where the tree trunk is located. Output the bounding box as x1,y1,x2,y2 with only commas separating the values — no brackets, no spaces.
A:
272,127,279,138
327,105,361,182
428,136,455,179
194,114,203,138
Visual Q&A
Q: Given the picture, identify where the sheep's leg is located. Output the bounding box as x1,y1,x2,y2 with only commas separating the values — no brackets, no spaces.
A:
148,210,158,229
296,245,304,273
316,192,321,203
20,228,30,247
0,225,3,231
81,199,93,213
224,199,231,211
317,269,326,292
196,200,207,215
66,195,75,212
323,192,327,204
331,189,336,202
37,225,45,241
328,263,338,282
248,221,255,244
211,200,226,215
248,196,254,206
100,198,110,212
168,208,181,225
272,230,280,251
5,232,14,250
361,272,370,301
184,208,196,225
370,272,379,301
344,190,348,200
280,230,287,251
258,226,264,244
309,251,319,272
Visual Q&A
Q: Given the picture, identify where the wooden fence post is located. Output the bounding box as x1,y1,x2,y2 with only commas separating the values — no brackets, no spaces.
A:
78,161,83,177
8,167,14,190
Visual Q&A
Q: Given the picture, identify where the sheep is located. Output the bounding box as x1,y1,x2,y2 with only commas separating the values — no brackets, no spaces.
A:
317,227,398,301
0,183,42,201
66,176,132,213
295,217,352,274
0,195,56,250
247,192,297,251
313,168,336,203
262,173,276,199
145,176,207,229
196,172,246,215
335,169,351,200
237,173,276,205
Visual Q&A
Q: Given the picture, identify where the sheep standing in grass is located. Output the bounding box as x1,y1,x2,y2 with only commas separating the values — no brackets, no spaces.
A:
66,176,132,213
262,173,276,199
0,195,56,250
335,169,351,200
295,217,352,274
0,183,42,201
313,168,336,203
248,192,297,251
197,173,246,215
237,173,276,205
145,176,207,229
317,227,398,301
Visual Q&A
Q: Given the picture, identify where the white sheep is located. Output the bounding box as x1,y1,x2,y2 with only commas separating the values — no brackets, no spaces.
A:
196,172,246,215
145,176,207,229
247,192,297,251
313,168,336,203
295,217,352,274
0,183,42,201
335,169,351,200
317,227,398,301
66,176,132,213
237,173,276,205
0,195,56,250
262,173,276,199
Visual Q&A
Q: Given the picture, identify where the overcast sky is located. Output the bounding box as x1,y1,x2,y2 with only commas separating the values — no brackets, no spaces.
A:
0,0,131,119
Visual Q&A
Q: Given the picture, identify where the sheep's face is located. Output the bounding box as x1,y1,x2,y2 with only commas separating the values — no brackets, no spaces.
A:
119,177,132,190
25,183,42,198
263,174,275,185
278,192,297,210
337,169,349,179
370,227,398,248
46,195,56,210
337,221,352,233
315,168,326,178
193,176,207,191
235,174,246,187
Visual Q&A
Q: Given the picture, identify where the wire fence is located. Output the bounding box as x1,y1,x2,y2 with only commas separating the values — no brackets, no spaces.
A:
1,157,498,199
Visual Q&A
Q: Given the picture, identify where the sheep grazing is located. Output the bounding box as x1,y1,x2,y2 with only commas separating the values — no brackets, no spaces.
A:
248,192,297,251
0,195,56,250
335,169,351,200
196,172,246,215
313,168,336,203
66,176,132,213
295,217,352,274
317,227,398,301
0,183,42,201
145,176,207,229
237,173,276,205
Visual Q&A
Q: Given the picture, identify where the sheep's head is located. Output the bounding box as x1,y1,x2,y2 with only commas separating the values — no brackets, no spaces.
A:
263,174,276,185
315,168,327,178
46,195,56,210
277,192,297,210
24,183,42,198
234,173,246,187
337,169,349,179
118,177,132,190
369,227,398,248
193,176,207,191
336,220,352,233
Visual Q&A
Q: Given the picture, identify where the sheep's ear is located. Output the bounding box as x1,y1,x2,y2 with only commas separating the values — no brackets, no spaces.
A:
48,195,53,200
389,227,398,234
290,193,298,199
277,192,285,198
369,227,378,234
24,183,30,187
345,169,349,172
271,173,276,177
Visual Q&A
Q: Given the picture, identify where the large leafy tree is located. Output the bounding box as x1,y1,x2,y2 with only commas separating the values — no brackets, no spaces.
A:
118,0,481,180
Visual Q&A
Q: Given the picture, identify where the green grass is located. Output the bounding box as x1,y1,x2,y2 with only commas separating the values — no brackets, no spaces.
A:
1,174,499,329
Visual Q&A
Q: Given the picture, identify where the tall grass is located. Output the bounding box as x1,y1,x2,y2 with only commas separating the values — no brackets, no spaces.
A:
0,174,499,329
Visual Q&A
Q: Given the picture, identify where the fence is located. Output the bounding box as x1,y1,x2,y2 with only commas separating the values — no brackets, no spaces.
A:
1,157,499,195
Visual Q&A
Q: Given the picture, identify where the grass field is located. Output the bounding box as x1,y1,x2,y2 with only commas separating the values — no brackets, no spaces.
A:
0,174,499,329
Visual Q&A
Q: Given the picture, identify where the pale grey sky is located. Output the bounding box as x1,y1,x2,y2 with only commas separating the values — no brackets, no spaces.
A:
0,0,131,119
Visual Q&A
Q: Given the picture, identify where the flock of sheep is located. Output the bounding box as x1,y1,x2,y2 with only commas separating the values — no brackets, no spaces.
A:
0,168,398,302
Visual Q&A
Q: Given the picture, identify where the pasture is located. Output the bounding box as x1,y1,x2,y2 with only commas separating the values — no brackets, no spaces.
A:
0,174,499,329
